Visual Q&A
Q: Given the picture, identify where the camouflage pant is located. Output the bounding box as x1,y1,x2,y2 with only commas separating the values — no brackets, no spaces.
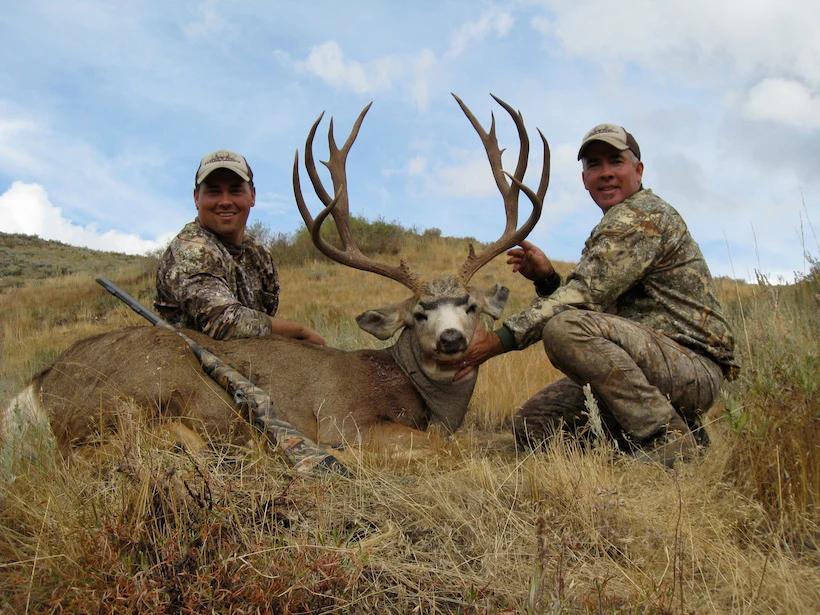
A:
513,310,723,449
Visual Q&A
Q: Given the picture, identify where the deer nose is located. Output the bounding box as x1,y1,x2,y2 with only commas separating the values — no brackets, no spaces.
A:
437,328,467,354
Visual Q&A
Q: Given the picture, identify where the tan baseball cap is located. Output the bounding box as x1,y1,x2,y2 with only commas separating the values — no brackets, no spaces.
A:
577,124,641,160
195,150,254,186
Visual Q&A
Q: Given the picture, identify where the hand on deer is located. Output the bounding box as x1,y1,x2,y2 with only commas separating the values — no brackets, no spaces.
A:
269,317,327,346
506,240,555,282
441,325,505,382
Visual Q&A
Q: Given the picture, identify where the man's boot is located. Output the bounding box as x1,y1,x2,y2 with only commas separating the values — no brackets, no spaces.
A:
635,412,699,468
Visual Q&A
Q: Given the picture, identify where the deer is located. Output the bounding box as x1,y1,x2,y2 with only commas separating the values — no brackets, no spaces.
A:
2,94,549,469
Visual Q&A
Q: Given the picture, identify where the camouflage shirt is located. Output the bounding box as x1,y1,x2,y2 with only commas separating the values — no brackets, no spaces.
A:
155,220,279,340
502,189,738,374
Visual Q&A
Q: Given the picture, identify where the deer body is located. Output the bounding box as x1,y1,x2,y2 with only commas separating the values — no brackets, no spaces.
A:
34,327,431,452
4,94,550,463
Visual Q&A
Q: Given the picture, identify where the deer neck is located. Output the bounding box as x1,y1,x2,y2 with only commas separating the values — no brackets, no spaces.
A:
388,329,477,433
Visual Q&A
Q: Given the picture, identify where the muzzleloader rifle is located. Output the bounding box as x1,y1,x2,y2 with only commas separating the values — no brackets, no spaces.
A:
95,276,349,477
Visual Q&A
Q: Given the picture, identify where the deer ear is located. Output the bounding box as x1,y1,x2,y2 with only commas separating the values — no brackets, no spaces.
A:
480,284,509,320
356,297,416,340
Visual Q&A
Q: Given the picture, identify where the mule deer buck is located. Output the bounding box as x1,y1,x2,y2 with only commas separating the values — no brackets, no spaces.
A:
2,94,549,466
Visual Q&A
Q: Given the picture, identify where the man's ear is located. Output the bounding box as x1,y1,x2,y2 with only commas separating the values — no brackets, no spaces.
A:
193,187,201,211
480,284,509,320
355,296,417,340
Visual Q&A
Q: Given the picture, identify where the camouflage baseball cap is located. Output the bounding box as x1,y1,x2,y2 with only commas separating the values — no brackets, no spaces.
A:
577,124,641,160
195,150,254,186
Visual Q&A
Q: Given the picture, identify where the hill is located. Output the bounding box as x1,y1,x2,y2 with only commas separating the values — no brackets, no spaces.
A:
0,232,146,290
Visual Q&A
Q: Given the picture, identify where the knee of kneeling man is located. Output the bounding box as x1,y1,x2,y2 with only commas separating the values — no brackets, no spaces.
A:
542,310,587,350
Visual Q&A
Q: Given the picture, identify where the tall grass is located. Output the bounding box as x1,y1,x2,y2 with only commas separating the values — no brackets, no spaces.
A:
717,266,819,544
0,233,817,613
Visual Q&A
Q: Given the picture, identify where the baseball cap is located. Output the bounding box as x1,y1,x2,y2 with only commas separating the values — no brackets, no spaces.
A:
577,124,641,161
195,150,253,186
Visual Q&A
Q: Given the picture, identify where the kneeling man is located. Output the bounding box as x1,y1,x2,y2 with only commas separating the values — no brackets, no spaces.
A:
455,125,738,466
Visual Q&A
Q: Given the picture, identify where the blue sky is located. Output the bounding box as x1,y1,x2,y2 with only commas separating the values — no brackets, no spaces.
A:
1,1,818,282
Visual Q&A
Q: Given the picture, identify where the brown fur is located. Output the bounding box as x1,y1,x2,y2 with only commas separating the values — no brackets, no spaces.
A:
34,326,431,454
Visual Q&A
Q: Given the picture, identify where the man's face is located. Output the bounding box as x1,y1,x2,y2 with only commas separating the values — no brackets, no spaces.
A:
194,168,255,245
581,141,644,211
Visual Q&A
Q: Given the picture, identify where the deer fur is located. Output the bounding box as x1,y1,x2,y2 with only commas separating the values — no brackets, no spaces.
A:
2,282,508,464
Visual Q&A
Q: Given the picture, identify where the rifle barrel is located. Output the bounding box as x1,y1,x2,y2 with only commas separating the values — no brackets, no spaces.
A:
94,276,348,477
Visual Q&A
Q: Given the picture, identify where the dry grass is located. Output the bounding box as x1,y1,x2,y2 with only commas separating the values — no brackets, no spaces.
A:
0,236,817,613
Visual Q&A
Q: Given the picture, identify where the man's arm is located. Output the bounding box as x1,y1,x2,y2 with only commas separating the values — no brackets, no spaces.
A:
506,240,561,296
503,205,665,350
177,274,275,339
269,317,326,346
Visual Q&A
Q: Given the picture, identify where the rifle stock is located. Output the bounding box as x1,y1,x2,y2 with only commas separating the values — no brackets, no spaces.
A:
95,276,348,477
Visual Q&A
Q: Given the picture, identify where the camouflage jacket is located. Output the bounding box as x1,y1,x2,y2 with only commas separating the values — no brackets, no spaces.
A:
155,220,279,340
501,189,738,375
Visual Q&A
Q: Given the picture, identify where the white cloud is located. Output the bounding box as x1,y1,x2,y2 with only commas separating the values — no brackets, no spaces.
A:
411,49,437,111
539,1,820,86
281,41,438,111
0,103,182,236
0,181,171,255
298,41,402,94
447,8,515,57
183,0,228,38
405,156,427,176
742,78,820,129
383,155,427,178
433,154,497,198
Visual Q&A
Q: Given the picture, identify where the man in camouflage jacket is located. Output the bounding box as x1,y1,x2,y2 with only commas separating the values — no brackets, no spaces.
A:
455,125,738,465
155,150,324,344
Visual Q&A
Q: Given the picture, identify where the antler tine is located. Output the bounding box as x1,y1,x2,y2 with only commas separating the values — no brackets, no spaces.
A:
490,94,530,229
293,150,315,228
455,94,550,285
304,112,333,205
499,171,544,248
452,94,512,220
293,104,425,294
321,103,372,251
535,128,551,202
308,185,423,290
294,146,340,262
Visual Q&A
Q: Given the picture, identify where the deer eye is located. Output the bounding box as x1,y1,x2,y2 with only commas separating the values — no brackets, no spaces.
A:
414,313,428,322
466,304,478,314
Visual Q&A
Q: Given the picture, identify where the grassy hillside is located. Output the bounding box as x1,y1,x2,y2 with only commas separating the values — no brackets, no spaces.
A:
0,232,145,290
0,230,817,613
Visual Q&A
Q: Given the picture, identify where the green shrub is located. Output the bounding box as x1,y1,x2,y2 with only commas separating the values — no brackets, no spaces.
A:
253,216,415,266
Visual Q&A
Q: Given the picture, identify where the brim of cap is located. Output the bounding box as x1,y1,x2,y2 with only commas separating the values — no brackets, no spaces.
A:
196,162,251,185
577,136,630,160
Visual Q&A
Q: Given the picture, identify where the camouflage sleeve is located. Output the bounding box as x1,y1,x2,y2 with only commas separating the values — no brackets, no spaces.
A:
502,205,663,349
165,241,273,340
179,275,273,340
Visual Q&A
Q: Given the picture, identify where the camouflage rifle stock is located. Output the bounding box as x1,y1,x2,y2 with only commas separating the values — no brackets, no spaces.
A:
95,276,349,477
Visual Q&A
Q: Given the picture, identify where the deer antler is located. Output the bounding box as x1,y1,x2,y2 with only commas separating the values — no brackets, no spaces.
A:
452,93,550,285
293,103,425,294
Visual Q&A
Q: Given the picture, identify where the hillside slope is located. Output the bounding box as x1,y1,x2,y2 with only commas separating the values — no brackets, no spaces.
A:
0,232,145,290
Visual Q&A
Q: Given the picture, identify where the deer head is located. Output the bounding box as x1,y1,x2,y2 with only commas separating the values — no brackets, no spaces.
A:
293,94,550,381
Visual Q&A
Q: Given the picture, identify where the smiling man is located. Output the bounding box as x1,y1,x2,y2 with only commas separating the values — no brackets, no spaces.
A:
155,150,324,344
456,125,738,466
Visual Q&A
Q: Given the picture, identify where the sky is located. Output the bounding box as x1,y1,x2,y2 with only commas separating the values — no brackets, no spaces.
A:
1,1,819,282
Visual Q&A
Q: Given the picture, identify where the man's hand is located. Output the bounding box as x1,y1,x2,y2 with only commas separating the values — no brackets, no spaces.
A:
269,317,327,346
441,325,506,382
506,240,555,281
